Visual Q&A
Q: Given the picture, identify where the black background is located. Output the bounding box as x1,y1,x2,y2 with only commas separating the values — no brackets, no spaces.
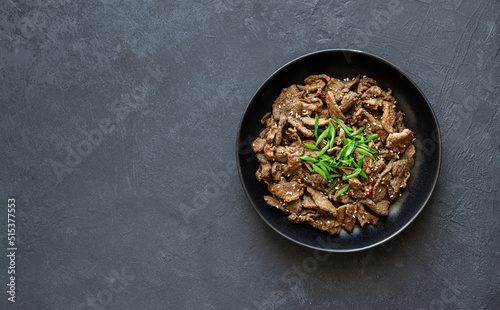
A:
1,1,499,309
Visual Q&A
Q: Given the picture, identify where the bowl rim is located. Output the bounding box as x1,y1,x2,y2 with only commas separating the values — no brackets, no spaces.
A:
236,49,442,252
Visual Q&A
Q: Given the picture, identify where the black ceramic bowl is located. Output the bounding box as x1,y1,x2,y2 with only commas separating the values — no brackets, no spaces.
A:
236,50,441,252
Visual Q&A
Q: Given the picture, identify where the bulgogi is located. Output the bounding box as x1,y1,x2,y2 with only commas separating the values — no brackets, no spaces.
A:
252,74,415,235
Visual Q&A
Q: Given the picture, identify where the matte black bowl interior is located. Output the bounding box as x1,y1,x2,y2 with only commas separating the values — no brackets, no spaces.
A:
236,50,441,252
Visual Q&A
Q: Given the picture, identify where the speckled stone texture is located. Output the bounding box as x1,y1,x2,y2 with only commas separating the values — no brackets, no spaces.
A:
0,0,498,309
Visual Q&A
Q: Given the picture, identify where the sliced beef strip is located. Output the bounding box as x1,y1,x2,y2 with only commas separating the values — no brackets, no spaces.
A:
319,107,330,118
306,173,329,191
274,114,288,145
306,186,338,216
306,216,342,235
337,204,357,232
357,77,377,93
371,161,394,202
282,155,302,177
286,99,304,118
326,91,346,121
264,195,287,213
351,188,367,199
255,153,272,182
360,98,383,110
372,160,386,174
359,198,389,216
272,91,287,120
390,171,411,195
386,129,414,153
285,198,302,215
287,117,314,138
301,116,330,127
298,79,326,92
271,162,284,182
327,146,342,156
302,195,317,209
356,203,380,227
268,181,305,202
381,88,394,101
274,146,287,163
377,149,396,161
252,137,266,153
394,111,406,132
351,107,367,125
339,91,359,112
348,177,363,189
261,112,272,125
304,74,331,84
402,144,415,165
327,78,347,102
336,127,346,146
381,100,396,133
263,143,275,161
343,75,361,90
360,85,382,99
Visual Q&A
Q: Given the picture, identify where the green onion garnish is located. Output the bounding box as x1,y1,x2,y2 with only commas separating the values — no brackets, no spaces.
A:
300,117,378,190
335,184,350,197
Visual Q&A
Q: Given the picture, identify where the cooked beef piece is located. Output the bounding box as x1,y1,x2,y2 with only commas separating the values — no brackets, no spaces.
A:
252,137,267,153
261,112,272,125
381,101,396,133
394,111,406,132
302,195,317,209
263,144,275,161
356,203,380,227
306,173,329,190
386,129,414,153
326,91,346,121
255,153,272,182
286,99,304,118
274,114,288,145
336,127,346,145
327,146,342,156
285,198,302,215
306,187,337,216
264,195,287,213
268,181,305,202
339,91,359,112
271,162,283,182
337,204,357,232
377,149,396,161
359,198,389,216
272,92,287,120
348,177,363,189
307,216,342,235
274,146,287,163
357,77,377,93
392,146,415,176
301,116,330,127
351,189,367,199
373,160,386,174
360,98,383,110
304,74,330,84
361,85,382,99
390,173,410,195
344,75,361,90
298,77,326,92
389,146,414,195
287,117,314,137
282,155,302,176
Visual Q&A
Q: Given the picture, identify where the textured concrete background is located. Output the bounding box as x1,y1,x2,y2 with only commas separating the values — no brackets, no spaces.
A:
0,0,499,309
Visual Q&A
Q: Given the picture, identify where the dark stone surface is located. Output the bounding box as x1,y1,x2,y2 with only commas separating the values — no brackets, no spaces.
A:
0,0,498,309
